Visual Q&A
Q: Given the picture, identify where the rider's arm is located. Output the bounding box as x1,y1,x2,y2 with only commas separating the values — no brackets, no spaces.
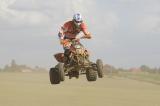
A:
80,23,92,39
58,26,65,44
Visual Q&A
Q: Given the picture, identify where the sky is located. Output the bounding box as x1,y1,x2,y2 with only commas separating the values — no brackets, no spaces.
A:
0,0,160,68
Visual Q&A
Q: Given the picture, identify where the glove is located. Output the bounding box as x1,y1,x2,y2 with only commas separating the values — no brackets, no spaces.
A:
80,34,92,39
60,39,64,45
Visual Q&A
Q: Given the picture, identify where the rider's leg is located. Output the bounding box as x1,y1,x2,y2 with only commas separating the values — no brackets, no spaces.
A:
64,49,70,64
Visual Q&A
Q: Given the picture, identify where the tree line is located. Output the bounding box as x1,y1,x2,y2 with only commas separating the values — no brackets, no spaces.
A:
0,60,47,72
104,64,160,74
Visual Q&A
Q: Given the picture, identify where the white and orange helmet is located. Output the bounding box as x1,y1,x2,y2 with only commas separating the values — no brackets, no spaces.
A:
73,13,83,26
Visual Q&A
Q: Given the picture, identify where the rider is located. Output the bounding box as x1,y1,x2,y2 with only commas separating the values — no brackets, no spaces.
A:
58,13,92,64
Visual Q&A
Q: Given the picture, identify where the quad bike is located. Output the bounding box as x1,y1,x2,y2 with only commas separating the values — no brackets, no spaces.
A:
49,39,103,84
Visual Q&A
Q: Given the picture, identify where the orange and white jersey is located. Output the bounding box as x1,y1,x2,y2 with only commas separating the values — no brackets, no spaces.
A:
59,21,90,39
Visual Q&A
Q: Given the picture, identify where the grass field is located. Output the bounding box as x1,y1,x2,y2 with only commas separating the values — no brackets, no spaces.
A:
0,72,160,106
116,71,160,85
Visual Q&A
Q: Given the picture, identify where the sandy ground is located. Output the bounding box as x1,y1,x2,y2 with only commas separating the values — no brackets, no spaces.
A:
0,72,160,106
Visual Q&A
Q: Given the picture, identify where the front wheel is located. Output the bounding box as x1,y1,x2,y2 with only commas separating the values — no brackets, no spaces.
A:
96,59,104,78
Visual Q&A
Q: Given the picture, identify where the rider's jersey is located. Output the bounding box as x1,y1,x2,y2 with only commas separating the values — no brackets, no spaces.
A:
59,21,89,39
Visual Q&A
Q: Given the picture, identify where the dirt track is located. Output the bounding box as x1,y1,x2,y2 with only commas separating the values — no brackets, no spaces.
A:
0,72,160,106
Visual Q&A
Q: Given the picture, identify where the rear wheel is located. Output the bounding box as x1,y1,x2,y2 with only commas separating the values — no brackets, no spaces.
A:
57,63,65,81
96,59,104,78
49,68,60,84
86,69,97,81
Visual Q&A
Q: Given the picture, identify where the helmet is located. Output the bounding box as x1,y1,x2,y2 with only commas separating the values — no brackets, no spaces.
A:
73,13,83,22
73,13,83,26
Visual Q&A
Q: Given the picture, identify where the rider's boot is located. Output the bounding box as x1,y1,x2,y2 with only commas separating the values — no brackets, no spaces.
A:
64,56,70,65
